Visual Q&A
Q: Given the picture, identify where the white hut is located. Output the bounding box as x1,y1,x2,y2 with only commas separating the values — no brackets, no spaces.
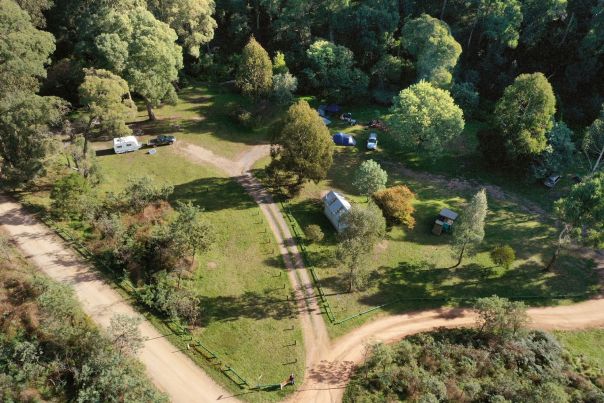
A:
322,191,351,233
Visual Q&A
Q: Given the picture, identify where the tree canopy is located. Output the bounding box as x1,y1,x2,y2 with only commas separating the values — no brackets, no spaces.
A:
0,0,56,94
494,73,556,162
451,189,488,268
236,36,273,99
401,14,462,88
268,100,334,193
389,81,464,155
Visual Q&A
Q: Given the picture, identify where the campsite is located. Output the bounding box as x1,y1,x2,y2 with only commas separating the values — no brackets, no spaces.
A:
2,1,604,402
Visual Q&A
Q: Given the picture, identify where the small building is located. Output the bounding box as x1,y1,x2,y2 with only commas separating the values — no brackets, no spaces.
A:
432,208,458,235
322,191,351,233
113,136,142,154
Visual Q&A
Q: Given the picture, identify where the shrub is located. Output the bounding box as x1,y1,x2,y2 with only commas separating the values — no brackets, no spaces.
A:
353,160,388,198
372,185,416,228
451,82,479,119
271,72,298,105
121,176,174,212
304,224,324,243
490,245,516,269
50,173,91,219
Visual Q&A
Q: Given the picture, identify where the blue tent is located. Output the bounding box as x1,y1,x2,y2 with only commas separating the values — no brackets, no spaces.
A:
332,132,356,146
325,104,342,114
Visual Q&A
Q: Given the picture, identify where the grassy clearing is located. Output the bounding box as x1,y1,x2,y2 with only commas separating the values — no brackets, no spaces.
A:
556,329,604,369
20,145,304,402
274,143,599,338
128,84,276,159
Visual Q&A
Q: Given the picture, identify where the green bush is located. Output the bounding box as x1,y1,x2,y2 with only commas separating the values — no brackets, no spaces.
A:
50,173,90,219
304,224,324,243
490,245,516,269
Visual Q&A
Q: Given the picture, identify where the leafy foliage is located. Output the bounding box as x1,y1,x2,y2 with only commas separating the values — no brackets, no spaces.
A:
0,257,166,401
494,73,556,163
0,0,55,94
452,189,488,267
490,244,516,269
271,72,298,105
401,14,462,88
372,185,416,228
304,40,369,103
121,176,174,213
304,224,324,243
352,159,388,197
451,81,480,119
50,172,91,219
345,325,604,402
389,81,464,155
236,37,273,100
337,203,386,292
268,100,334,194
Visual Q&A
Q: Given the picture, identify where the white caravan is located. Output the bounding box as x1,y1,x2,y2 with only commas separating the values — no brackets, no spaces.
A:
113,136,142,154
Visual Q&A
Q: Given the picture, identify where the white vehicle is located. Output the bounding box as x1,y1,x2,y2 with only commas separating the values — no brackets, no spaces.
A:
113,136,142,154
367,132,378,150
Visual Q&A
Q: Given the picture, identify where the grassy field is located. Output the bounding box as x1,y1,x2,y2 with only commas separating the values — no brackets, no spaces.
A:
271,138,600,337
20,145,304,401
556,329,604,369
129,84,277,159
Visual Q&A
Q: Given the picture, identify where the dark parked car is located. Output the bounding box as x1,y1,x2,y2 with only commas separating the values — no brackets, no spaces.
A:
544,174,561,188
148,135,176,147
332,132,356,146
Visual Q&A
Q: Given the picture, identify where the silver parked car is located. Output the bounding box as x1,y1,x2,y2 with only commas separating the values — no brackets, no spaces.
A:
367,132,378,150
544,175,561,188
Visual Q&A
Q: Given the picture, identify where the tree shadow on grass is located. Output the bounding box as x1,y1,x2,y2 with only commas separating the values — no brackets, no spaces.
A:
198,291,303,326
355,254,598,317
172,177,256,212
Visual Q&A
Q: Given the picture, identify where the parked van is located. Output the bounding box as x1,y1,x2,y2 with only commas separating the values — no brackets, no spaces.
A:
113,136,142,154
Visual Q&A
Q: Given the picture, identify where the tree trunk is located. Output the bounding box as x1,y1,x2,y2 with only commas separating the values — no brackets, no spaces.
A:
348,267,354,293
450,242,466,269
559,12,574,46
82,116,94,157
467,17,478,50
440,0,448,20
545,225,569,271
146,102,157,121
591,145,604,174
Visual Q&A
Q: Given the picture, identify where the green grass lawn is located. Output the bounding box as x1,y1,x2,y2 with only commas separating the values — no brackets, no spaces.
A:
277,146,600,338
128,84,277,159
556,329,604,369
21,145,304,402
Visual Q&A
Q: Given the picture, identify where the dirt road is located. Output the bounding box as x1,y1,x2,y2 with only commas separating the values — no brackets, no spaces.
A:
0,195,239,403
177,142,332,390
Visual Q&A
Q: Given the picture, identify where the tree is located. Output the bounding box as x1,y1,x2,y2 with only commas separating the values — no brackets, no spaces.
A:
108,314,145,356
548,173,604,269
520,0,567,47
531,122,575,179
582,105,604,174
271,72,298,105
490,245,516,269
236,37,273,100
389,81,464,155
337,203,386,292
353,160,388,199
268,100,334,194
451,82,480,119
401,14,462,88
304,40,369,103
169,201,214,286
50,173,91,219
13,0,54,28
494,73,556,163
451,189,488,268
147,0,217,58
0,93,66,186
474,296,528,340
272,51,288,74
304,224,324,243
372,185,416,228
0,0,55,94
87,6,183,120
121,176,174,212
469,0,523,49
78,68,136,155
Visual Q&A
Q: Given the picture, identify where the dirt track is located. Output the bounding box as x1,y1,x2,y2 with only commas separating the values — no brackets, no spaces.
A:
0,195,239,403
